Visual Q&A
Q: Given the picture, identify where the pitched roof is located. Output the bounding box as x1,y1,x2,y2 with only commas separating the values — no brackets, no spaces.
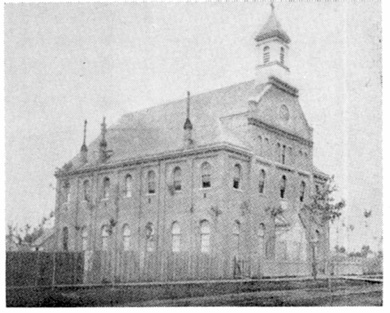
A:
70,80,265,169
255,10,291,44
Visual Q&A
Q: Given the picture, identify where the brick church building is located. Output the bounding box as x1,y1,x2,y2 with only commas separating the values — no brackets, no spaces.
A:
54,6,329,282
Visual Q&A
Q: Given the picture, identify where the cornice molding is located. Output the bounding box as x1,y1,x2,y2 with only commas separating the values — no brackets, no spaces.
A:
275,164,295,173
256,61,290,73
248,117,313,147
55,143,252,179
268,76,298,97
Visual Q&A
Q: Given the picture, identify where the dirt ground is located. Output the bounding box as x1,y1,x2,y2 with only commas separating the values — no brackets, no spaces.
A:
128,285,382,306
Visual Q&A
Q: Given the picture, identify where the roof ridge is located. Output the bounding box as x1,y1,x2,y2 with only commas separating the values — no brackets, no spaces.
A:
120,79,255,119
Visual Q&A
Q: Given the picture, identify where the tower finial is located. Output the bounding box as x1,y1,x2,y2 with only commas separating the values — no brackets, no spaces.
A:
270,0,275,12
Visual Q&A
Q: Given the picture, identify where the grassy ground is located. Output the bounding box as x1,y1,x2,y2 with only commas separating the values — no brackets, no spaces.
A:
7,279,382,307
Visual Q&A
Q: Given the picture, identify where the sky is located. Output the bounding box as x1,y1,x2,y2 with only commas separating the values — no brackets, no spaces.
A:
4,0,382,252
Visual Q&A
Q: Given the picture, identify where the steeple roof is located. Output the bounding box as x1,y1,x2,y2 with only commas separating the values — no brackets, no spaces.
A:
255,7,291,44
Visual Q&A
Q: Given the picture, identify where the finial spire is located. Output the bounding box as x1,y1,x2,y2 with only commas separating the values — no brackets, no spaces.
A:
270,0,275,12
186,91,191,121
80,120,88,152
183,91,193,146
184,91,193,130
100,117,107,148
80,119,88,163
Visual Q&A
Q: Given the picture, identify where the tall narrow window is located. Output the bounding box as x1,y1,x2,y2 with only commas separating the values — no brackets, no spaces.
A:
280,175,287,199
259,169,266,194
300,181,306,202
200,220,210,253
101,225,109,251
83,180,90,201
233,164,241,189
147,171,156,194
146,222,155,252
171,222,181,253
258,223,265,256
103,177,110,199
125,174,132,197
233,221,240,253
282,145,286,164
276,143,281,162
81,227,88,251
123,224,131,251
263,46,270,64
62,227,69,251
173,167,182,191
201,162,211,188
258,135,263,153
280,47,285,65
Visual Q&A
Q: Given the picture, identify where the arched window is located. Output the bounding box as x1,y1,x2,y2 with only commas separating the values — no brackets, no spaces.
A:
300,181,306,202
280,47,285,65
233,164,242,189
101,225,109,251
201,162,211,188
103,177,110,199
282,145,286,164
171,222,181,252
280,175,287,199
276,143,281,162
147,171,156,194
145,222,155,252
263,46,270,64
62,227,69,251
81,226,88,251
259,169,266,194
200,220,210,253
173,167,182,191
125,174,132,197
83,180,90,201
258,223,265,255
233,221,240,253
123,224,131,251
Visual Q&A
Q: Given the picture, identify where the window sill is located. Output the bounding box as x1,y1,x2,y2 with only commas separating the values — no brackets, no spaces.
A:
232,188,244,192
123,195,132,199
146,193,156,196
199,187,211,191
101,198,109,202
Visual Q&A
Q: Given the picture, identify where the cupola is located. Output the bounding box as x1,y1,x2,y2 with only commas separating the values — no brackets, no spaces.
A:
255,3,291,84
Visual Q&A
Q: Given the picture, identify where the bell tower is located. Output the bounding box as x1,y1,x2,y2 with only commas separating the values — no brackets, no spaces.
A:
255,3,291,84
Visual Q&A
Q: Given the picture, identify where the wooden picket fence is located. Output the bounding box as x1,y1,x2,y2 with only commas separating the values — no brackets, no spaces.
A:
7,251,316,287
